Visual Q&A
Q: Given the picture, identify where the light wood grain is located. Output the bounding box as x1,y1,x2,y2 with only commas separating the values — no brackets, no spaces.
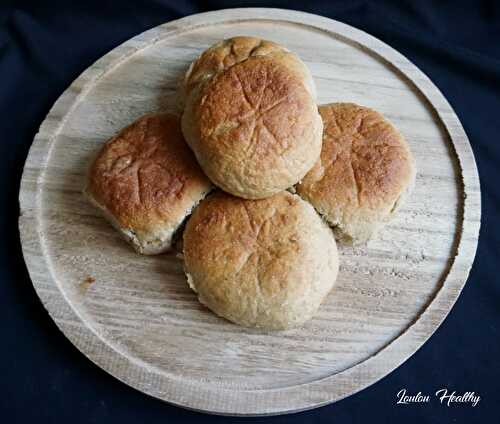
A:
18,8,480,416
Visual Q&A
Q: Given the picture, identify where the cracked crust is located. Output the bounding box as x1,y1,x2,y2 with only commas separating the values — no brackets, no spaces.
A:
85,113,212,254
183,191,339,330
181,36,316,104
182,57,323,199
296,103,416,244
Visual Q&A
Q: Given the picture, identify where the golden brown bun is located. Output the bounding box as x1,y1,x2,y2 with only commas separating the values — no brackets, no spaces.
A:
182,57,323,199
183,191,339,330
296,103,416,244
181,36,316,102
85,113,212,254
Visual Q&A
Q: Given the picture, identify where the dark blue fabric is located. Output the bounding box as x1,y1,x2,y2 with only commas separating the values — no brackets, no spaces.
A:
1,1,498,422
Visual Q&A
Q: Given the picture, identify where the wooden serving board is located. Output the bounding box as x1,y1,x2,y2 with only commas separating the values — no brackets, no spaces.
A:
19,8,480,416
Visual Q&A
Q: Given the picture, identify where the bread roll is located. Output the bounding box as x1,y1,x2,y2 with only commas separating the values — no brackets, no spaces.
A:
296,103,416,244
182,52,322,199
85,113,212,254
181,36,316,103
183,191,339,330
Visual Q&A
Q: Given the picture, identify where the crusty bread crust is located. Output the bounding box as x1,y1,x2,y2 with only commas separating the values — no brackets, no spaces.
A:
181,36,316,102
85,113,212,254
297,103,416,244
183,191,339,330
182,56,322,199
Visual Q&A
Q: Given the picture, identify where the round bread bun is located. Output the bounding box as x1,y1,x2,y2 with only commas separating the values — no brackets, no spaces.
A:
181,36,316,104
296,103,416,244
85,113,212,254
183,191,339,330
182,56,323,199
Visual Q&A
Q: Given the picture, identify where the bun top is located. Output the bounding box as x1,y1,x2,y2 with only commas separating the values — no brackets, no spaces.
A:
297,103,416,243
182,55,322,199
183,191,339,330
86,113,212,237
183,36,316,100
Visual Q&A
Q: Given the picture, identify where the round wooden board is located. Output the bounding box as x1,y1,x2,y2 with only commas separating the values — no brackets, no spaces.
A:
19,8,480,416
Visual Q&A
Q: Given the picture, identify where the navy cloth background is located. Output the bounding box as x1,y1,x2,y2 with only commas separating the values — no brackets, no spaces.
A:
1,1,499,423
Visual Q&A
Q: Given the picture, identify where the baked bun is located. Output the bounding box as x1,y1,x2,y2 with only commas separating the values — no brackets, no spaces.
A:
182,54,323,199
181,36,316,103
183,191,339,330
85,113,212,254
296,103,416,244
